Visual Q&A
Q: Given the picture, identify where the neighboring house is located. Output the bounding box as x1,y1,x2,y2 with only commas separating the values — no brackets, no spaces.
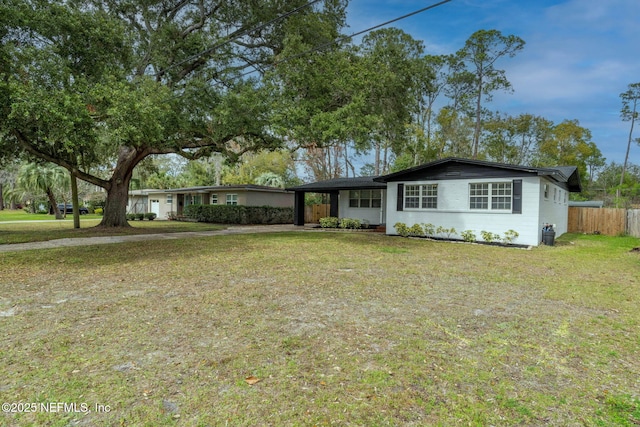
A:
129,185,294,219
288,157,582,246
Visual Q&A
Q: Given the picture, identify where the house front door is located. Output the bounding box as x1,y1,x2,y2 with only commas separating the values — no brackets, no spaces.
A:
150,199,160,216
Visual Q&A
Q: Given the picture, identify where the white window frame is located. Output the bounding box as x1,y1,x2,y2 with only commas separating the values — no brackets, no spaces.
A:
166,194,173,204
226,194,238,205
349,189,383,208
211,194,218,205
404,184,438,210
185,194,202,206
469,182,512,211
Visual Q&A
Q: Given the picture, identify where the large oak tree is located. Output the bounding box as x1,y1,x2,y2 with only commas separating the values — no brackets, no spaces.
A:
0,0,346,226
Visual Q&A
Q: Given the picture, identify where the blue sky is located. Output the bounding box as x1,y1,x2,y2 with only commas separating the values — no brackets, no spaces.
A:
345,0,640,166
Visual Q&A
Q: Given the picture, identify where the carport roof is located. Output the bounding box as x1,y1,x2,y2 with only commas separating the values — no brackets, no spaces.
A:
286,176,386,193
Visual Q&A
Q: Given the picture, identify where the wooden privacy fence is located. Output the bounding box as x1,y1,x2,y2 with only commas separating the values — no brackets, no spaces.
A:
628,209,640,237
568,207,640,236
304,204,331,223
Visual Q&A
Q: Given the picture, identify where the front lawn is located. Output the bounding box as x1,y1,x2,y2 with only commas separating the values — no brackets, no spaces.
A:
1,232,639,426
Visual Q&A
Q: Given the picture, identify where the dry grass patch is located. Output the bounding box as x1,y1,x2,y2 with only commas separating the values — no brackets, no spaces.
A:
1,232,639,426
0,220,223,245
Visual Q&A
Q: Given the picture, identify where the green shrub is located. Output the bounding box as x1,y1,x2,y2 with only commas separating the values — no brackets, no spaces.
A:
480,230,499,243
437,226,457,239
409,224,424,237
183,204,294,224
422,223,435,237
502,229,519,244
319,217,340,228
339,218,361,229
126,213,136,221
461,230,477,242
94,208,103,215
394,222,410,237
144,212,157,221
135,213,144,220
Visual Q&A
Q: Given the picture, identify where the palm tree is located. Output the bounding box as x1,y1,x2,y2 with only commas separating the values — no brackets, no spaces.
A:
255,172,285,188
15,163,70,219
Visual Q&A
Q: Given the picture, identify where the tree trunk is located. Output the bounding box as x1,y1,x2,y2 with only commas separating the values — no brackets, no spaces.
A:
620,98,637,190
98,146,147,227
0,183,4,210
472,79,482,159
100,179,131,227
374,141,381,176
47,188,63,219
71,173,80,229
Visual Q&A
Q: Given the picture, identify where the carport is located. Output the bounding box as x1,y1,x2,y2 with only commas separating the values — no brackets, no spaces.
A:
286,177,387,226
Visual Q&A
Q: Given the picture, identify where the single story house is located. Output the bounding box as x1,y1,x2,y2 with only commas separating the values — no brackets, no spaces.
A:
288,157,582,246
129,185,294,219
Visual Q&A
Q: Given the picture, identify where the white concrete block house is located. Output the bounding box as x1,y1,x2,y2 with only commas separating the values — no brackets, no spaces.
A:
289,158,581,247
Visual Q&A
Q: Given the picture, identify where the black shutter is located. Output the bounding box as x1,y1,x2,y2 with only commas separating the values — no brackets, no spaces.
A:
512,179,522,214
396,184,404,211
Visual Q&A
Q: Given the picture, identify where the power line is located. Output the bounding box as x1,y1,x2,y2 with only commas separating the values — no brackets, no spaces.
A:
237,0,453,79
169,0,453,97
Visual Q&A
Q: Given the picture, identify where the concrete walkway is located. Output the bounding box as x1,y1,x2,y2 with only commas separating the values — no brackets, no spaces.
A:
0,224,304,253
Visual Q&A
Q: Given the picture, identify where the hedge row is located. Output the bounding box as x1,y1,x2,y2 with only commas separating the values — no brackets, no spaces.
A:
183,204,294,224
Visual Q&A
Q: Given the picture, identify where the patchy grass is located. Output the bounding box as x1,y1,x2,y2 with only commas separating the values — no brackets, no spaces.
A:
0,232,639,426
0,220,224,244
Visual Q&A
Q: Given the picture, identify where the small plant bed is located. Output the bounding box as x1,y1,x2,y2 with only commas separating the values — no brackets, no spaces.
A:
318,216,373,231
126,212,156,221
393,222,529,248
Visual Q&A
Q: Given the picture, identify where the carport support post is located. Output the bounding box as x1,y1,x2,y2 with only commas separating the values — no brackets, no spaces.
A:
294,191,305,226
329,191,339,218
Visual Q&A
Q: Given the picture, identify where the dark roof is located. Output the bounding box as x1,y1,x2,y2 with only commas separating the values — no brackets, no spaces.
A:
149,184,291,194
286,176,386,192
374,157,582,192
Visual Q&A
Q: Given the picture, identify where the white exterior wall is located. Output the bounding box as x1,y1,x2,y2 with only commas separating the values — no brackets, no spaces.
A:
538,179,570,237
338,190,385,225
385,176,552,246
145,191,174,219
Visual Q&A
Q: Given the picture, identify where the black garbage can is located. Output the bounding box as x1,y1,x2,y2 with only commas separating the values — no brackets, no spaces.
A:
542,229,555,246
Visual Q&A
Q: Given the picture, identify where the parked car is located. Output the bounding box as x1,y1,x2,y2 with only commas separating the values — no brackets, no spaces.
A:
57,204,89,215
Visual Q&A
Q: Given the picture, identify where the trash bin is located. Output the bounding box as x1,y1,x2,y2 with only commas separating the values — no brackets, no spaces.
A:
542,229,555,246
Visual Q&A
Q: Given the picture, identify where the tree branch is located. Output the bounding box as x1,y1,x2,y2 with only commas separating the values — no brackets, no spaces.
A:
13,130,110,189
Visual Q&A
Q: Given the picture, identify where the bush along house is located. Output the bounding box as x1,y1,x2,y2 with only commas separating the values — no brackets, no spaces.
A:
289,157,581,247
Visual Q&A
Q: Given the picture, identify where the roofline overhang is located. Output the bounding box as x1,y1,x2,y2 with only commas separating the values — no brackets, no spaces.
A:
146,185,291,194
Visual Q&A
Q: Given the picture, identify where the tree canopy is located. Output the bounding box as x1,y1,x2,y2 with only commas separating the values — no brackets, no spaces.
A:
2,1,628,211
0,0,347,225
